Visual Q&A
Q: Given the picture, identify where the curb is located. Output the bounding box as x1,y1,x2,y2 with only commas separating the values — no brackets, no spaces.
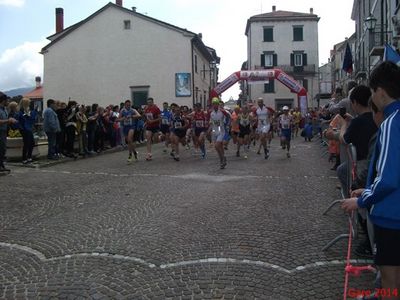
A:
6,143,148,169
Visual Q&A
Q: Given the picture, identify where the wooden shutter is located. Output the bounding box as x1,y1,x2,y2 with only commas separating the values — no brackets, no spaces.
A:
273,54,278,66
261,54,265,67
303,53,308,66
290,53,294,66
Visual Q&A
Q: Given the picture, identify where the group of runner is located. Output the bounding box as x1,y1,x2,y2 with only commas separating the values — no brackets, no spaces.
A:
118,97,297,169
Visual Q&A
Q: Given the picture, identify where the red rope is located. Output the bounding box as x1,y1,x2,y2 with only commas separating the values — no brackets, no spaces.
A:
343,211,354,300
343,147,375,299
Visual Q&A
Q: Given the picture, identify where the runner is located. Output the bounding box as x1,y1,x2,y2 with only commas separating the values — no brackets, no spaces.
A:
188,103,208,158
220,101,231,151
144,97,161,161
279,106,293,158
237,105,252,159
118,100,141,163
159,102,172,153
170,104,188,161
255,98,272,159
231,105,240,151
209,97,229,169
292,107,302,137
182,106,192,150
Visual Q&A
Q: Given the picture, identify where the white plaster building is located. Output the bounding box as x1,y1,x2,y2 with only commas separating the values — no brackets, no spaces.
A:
244,6,319,110
41,1,219,109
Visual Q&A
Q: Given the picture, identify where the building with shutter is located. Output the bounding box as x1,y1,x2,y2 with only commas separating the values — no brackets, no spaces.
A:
244,6,319,110
41,1,219,109
351,0,400,84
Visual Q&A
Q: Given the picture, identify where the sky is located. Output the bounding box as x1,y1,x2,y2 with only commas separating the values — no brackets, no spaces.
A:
0,0,355,100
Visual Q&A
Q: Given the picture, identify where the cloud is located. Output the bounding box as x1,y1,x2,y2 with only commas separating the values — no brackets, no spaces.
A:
0,40,46,91
0,0,25,7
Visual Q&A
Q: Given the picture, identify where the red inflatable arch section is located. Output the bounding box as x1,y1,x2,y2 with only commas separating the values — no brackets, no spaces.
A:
210,69,307,113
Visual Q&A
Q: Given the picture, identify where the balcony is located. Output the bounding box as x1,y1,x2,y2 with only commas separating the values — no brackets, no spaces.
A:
368,29,393,56
254,64,316,75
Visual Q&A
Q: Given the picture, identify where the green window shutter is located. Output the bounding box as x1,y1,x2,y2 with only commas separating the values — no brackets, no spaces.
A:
303,79,308,91
290,53,294,66
293,27,303,41
264,80,275,93
263,28,273,42
273,54,278,66
261,54,265,67
303,53,307,66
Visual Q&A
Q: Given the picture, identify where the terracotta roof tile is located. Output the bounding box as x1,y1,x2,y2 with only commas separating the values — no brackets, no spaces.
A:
24,87,43,99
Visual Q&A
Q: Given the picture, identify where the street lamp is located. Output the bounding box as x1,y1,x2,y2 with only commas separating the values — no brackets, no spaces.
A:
364,14,377,31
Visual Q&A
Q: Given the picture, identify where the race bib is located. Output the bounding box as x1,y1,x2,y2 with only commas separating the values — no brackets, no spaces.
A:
212,120,221,127
174,122,183,129
196,120,204,128
161,118,169,125
260,119,266,125
282,124,290,129
123,118,132,126
146,113,153,120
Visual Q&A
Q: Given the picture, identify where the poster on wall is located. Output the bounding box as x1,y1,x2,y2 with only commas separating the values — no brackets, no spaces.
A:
175,73,191,97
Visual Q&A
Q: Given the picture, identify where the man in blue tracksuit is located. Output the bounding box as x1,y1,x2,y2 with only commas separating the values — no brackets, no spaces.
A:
342,61,400,293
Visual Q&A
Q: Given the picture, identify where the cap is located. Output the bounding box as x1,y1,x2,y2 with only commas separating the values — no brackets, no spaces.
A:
211,97,220,104
282,106,289,110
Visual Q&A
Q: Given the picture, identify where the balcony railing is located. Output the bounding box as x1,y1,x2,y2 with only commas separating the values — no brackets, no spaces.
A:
368,29,393,55
254,64,316,74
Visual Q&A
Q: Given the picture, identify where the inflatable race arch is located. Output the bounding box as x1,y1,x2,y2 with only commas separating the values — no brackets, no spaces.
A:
210,69,308,113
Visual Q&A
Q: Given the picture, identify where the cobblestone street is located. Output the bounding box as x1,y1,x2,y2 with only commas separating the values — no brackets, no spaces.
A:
1,137,374,299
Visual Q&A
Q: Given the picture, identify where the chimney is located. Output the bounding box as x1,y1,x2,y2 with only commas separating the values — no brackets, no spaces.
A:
35,76,41,88
310,8,314,14
272,5,276,12
116,0,122,6
55,8,64,33
132,7,136,12
198,33,203,39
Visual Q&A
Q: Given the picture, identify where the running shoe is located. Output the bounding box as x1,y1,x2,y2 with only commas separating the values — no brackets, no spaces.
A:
220,157,227,169
173,155,180,161
287,152,291,158
146,153,152,161
244,154,248,159
134,151,138,161
127,153,133,163
264,149,269,159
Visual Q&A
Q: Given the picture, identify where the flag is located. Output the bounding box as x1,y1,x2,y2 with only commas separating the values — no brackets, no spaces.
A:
342,43,353,74
383,43,400,65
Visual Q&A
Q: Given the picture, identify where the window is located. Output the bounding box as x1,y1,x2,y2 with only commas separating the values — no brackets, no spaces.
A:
294,53,303,66
194,55,198,73
297,79,308,91
264,80,275,93
291,52,307,67
261,53,277,68
124,20,131,30
263,27,273,42
203,63,206,79
293,26,303,41
265,54,273,67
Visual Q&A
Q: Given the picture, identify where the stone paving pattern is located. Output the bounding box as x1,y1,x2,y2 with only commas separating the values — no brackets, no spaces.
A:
0,137,375,299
